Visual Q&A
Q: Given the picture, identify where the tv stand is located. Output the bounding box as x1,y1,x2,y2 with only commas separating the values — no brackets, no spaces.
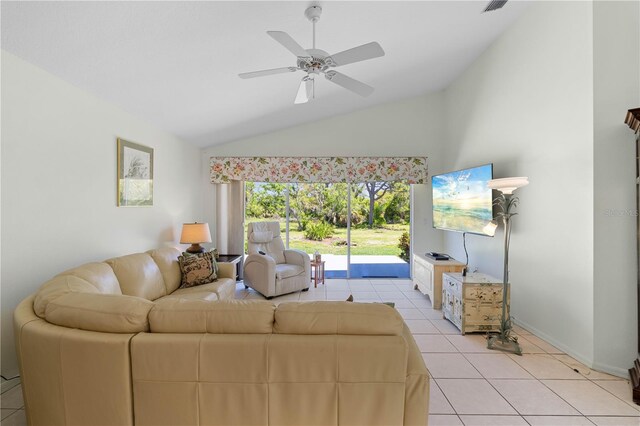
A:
413,253,465,309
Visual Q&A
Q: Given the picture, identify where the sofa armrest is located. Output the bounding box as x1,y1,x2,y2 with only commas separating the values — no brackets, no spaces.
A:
44,292,154,333
217,262,235,279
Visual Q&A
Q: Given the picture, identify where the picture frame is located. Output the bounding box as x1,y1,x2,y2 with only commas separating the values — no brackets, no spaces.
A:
117,138,154,206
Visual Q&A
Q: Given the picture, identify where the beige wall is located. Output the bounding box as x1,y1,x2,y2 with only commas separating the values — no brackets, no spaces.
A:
443,0,595,367
1,51,204,376
442,1,639,376
201,93,448,261
592,0,639,373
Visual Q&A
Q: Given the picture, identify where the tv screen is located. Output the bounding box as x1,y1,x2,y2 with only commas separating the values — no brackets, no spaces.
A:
432,163,494,236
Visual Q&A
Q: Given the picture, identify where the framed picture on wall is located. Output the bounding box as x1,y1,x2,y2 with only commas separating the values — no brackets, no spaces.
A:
117,138,153,206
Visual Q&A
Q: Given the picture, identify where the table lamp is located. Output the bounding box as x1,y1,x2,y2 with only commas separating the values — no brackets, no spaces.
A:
180,222,212,254
486,176,529,355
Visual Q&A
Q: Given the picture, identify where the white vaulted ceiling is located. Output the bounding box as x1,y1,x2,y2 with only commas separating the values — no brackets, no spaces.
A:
1,1,530,147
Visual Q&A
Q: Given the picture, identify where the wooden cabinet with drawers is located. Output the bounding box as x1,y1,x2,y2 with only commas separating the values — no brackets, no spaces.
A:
413,254,465,310
442,272,507,334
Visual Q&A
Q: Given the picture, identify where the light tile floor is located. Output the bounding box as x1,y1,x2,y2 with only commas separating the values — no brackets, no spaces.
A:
2,278,638,426
238,278,640,425
0,383,25,425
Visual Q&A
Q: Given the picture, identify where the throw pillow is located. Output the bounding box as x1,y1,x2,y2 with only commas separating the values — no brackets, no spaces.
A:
178,251,218,289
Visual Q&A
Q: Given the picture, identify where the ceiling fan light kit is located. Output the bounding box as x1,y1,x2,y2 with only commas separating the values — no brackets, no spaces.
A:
238,6,385,104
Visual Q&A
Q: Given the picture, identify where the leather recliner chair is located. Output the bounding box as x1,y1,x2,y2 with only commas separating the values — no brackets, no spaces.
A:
243,221,310,298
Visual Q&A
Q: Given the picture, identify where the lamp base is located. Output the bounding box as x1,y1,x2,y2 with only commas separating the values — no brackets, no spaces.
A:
186,244,205,254
487,334,522,355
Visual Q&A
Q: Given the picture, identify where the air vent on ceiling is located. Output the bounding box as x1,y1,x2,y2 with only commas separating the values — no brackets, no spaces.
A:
483,0,508,13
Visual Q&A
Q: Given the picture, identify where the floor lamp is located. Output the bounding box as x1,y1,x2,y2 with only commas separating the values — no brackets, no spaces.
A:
486,177,529,355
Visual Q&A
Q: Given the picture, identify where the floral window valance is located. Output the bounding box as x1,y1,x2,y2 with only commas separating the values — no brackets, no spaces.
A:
209,157,428,184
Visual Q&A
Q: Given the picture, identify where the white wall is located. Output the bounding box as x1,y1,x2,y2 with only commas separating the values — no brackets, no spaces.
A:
592,1,639,373
1,51,204,376
201,93,447,261
442,2,597,366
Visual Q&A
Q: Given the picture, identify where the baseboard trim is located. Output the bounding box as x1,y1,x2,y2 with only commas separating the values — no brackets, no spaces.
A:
512,317,629,379
591,361,632,379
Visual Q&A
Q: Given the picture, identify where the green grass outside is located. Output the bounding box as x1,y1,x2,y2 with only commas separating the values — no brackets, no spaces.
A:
245,218,409,255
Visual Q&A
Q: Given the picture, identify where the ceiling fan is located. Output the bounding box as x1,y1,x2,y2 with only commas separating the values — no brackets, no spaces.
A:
238,6,385,104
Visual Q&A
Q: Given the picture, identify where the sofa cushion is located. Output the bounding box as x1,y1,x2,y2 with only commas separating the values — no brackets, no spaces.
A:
105,253,167,301
274,301,404,336
169,278,235,301
275,264,304,280
178,251,218,289
159,292,219,302
44,292,154,333
149,299,275,333
147,247,182,294
56,262,122,295
33,275,100,318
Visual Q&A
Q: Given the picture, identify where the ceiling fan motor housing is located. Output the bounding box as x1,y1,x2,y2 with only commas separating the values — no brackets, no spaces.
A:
305,6,322,23
297,49,331,74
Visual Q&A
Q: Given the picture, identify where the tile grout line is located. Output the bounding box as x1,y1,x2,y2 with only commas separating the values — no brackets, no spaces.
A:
497,349,594,418
431,377,460,417
536,376,599,418
588,378,640,413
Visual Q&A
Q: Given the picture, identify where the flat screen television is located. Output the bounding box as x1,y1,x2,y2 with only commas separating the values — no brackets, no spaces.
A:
432,163,494,236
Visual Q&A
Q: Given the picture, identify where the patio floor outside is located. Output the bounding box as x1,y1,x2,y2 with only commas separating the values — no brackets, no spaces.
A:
319,254,410,279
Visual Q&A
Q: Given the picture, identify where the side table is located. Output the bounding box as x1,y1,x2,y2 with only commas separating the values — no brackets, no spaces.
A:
310,260,325,288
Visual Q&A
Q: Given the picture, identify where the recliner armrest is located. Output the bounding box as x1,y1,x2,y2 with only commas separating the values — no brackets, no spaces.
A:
245,253,276,268
244,253,276,279
243,253,277,296
283,249,310,268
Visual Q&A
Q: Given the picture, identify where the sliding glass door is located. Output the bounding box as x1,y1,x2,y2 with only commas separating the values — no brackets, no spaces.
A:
288,183,349,278
244,182,287,254
349,182,411,278
244,181,410,279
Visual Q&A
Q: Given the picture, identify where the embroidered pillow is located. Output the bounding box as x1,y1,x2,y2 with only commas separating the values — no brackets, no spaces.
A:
178,251,218,289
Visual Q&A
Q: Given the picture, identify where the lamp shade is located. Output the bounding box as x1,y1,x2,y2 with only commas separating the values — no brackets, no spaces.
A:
180,222,212,244
488,177,529,195
483,220,498,237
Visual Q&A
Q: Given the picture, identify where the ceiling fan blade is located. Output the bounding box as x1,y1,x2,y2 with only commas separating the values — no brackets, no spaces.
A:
324,71,374,97
267,31,310,58
328,42,385,67
294,77,313,104
238,66,297,79
483,0,508,12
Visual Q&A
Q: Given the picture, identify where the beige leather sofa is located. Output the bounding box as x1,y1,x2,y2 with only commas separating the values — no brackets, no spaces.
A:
14,247,430,425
